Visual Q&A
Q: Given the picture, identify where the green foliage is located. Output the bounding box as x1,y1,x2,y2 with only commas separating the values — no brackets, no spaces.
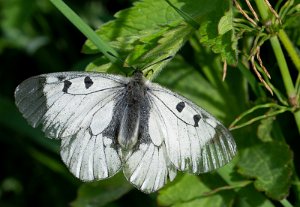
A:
71,173,133,207
2,0,300,206
238,142,293,200
157,174,235,206
83,0,237,76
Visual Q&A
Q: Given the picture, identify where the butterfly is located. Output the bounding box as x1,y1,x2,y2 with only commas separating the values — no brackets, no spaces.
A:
14,69,237,193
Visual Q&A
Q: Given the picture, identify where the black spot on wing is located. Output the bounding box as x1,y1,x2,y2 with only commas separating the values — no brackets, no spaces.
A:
176,101,185,112
193,114,201,127
84,76,93,89
57,75,66,81
63,80,72,93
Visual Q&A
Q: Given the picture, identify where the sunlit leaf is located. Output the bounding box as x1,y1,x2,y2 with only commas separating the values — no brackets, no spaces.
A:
83,0,237,73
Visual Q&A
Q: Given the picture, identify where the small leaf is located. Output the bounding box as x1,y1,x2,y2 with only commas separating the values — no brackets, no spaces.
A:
257,116,274,142
195,4,238,65
71,172,133,207
218,11,233,35
238,142,293,200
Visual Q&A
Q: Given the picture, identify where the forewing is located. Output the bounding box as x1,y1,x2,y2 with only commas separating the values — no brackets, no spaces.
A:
146,83,237,174
15,72,127,180
14,72,128,138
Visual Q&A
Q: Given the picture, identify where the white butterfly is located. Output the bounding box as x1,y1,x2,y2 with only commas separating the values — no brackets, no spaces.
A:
14,70,236,193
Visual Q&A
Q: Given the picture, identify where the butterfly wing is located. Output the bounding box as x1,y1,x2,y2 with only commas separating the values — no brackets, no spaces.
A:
15,71,236,192
145,82,237,174
15,72,128,180
122,142,177,193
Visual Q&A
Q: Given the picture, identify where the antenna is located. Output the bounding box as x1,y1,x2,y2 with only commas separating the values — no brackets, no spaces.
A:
107,51,173,73
140,55,173,71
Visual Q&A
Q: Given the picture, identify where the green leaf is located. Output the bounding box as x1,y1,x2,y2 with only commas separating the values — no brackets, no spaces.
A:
85,56,125,75
257,116,274,142
83,0,237,73
82,0,184,55
236,184,276,207
164,0,200,29
196,9,238,65
237,142,293,200
157,174,234,207
71,172,133,207
218,11,233,35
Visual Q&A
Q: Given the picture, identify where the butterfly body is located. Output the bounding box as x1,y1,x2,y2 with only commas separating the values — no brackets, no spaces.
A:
118,71,147,150
15,71,237,193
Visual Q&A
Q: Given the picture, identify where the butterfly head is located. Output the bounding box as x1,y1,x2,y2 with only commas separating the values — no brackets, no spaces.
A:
134,55,174,79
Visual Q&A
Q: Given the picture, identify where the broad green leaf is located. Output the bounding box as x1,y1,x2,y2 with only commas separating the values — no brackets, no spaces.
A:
237,142,293,200
217,155,275,207
157,174,235,207
82,0,184,54
71,172,133,207
83,0,237,73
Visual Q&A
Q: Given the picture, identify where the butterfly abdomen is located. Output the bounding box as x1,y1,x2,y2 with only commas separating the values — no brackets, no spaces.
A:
117,72,147,150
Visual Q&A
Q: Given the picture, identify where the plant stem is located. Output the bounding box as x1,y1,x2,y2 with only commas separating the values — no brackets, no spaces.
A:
50,0,119,63
269,36,295,97
255,0,270,20
254,0,295,97
280,199,294,207
278,29,300,72
254,0,300,133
